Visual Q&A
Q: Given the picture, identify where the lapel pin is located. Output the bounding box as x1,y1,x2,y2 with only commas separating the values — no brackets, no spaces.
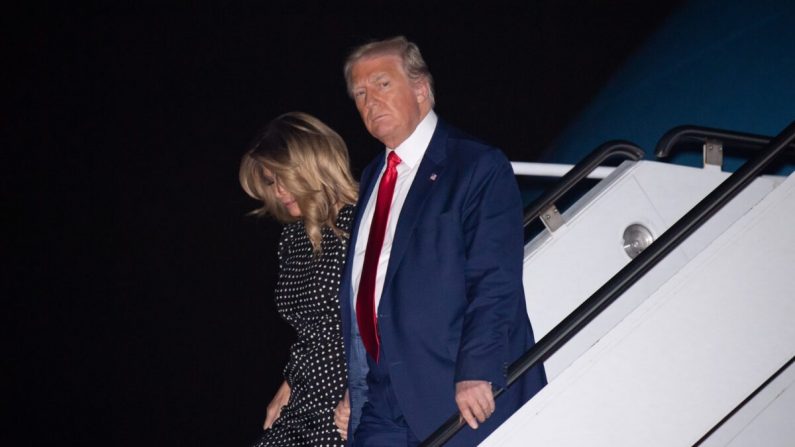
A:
430,173,438,181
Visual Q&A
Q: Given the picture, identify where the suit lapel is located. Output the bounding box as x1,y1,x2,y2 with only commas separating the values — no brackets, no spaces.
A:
341,154,384,338
350,155,385,249
383,121,450,290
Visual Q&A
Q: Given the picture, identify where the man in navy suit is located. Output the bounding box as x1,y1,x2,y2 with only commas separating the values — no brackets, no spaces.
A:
334,36,546,446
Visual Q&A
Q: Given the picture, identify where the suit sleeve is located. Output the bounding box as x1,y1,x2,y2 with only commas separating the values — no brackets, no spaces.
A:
454,149,526,388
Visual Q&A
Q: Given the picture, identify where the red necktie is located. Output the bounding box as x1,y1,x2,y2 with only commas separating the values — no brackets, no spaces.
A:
357,151,402,363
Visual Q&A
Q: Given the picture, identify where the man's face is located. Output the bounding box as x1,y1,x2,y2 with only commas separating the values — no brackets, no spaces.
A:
350,55,430,149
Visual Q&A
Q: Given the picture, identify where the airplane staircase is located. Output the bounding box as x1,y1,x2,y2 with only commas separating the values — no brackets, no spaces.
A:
421,121,795,446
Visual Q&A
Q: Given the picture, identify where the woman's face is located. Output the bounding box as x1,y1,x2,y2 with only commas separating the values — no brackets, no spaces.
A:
264,167,302,218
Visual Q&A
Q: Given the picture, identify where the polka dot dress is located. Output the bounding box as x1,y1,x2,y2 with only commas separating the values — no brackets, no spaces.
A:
252,205,353,447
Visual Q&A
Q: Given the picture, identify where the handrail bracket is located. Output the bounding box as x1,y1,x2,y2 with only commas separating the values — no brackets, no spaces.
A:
540,204,564,232
703,138,723,168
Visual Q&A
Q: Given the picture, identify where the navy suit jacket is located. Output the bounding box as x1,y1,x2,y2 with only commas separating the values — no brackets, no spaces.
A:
340,119,546,446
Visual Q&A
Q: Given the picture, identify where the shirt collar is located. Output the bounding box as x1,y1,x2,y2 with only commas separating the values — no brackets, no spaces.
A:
388,110,438,170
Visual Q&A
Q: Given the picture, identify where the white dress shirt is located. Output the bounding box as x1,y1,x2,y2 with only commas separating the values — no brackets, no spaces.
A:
351,110,439,310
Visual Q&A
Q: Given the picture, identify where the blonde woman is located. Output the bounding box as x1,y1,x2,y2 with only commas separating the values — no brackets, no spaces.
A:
240,112,357,446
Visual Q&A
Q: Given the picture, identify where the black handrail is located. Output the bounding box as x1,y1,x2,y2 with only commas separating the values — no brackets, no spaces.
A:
420,120,795,447
692,355,795,447
655,124,795,158
523,140,644,229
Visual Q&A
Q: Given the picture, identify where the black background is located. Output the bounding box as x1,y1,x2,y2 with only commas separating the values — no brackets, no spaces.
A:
6,2,682,445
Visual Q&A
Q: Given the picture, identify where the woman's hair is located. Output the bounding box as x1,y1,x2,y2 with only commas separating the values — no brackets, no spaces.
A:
343,35,435,106
239,111,358,254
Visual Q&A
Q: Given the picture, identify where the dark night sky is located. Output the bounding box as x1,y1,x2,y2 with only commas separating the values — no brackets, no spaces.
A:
6,2,683,446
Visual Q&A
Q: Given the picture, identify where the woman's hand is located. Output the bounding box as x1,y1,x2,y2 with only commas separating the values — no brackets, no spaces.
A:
263,380,291,430
334,389,351,440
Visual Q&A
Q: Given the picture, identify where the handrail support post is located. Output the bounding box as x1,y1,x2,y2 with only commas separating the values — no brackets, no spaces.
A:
540,204,564,232
703,138,723,168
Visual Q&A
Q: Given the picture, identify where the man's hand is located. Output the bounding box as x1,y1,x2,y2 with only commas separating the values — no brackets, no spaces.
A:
455,380,495,430
263,380,291,430
334,389,351,440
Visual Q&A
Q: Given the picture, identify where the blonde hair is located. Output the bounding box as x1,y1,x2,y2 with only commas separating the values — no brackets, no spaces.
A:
343,35,435,106
239,112,358,254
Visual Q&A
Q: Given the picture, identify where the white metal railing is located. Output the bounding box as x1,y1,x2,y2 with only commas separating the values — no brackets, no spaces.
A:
511,162,615,179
